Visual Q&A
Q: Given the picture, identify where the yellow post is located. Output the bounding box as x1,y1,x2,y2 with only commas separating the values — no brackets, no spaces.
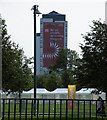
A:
68,85,76,109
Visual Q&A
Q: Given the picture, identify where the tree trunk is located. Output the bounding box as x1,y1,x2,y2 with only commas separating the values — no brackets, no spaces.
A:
19,91,21,112
19,91,21,99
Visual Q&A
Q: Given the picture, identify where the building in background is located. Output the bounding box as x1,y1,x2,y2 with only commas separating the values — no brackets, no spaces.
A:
36,11,67,75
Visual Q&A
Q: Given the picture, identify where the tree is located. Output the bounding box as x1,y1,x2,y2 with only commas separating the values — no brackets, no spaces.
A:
37,75,45,88
49,48,80,88
50,48,67,71
2,19,33,97
61,49,80,88
42,71,63,91
77,20,107,94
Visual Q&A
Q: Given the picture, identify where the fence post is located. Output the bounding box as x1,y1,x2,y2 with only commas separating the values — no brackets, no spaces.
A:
0,14,2,120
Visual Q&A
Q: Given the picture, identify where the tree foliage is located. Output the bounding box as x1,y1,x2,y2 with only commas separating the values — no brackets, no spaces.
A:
2,19,33,96
49,48,80,88
37,71,63,91
61,49,80,88
51,48,67,71
37,48,81,91
77,20,107,93
42,71,63,91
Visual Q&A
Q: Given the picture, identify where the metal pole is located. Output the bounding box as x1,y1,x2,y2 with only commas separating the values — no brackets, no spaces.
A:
33,5,36,101
32,5,41,114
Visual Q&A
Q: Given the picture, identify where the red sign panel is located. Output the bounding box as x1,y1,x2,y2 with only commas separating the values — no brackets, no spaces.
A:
43,22,64,67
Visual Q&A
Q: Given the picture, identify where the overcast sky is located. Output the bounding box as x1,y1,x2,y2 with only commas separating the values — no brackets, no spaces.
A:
0,0,106,57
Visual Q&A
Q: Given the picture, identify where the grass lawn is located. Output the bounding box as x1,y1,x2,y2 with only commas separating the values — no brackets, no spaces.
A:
2,101,107,116
3,116,107,120
1,100,107,120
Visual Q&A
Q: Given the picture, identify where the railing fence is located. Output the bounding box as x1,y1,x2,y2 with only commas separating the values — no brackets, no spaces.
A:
1,98,107,120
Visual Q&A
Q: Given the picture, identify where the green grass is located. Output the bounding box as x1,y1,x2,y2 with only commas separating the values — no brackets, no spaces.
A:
2,102,107,115
3,116,107,120
3,102,97,113
2,101,107,119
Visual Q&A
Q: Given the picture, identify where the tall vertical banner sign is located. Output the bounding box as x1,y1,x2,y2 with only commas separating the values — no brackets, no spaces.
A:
68,85,76,109
43,22,64,67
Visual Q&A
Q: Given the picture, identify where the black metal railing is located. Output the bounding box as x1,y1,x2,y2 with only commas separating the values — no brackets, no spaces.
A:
1,98,107,120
